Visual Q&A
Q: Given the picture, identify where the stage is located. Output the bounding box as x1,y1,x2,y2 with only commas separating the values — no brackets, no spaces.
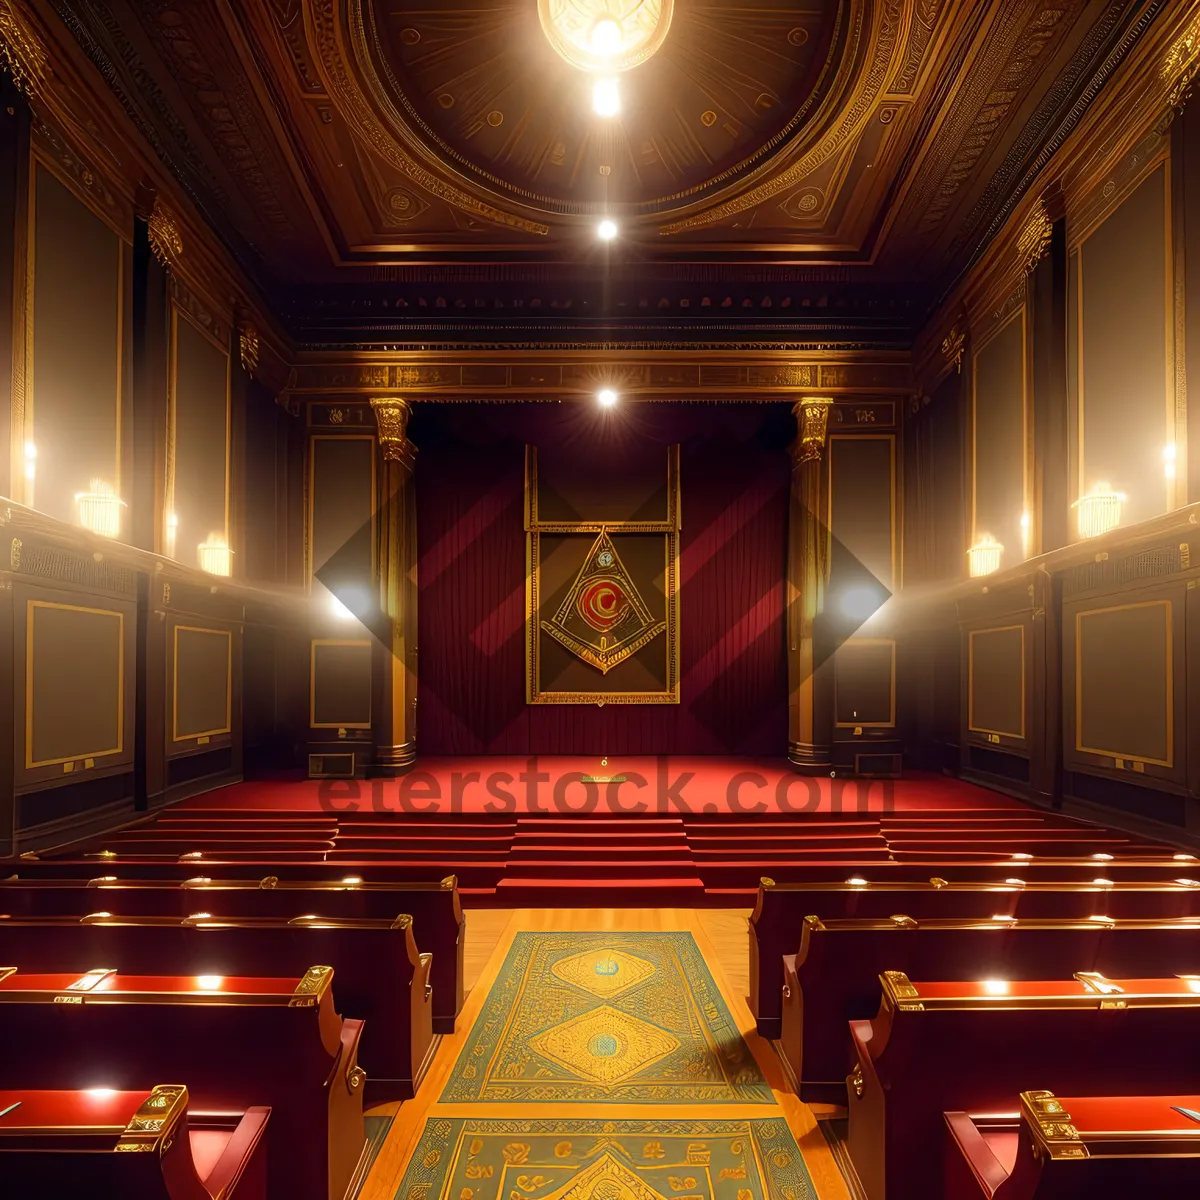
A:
186,760,1025,816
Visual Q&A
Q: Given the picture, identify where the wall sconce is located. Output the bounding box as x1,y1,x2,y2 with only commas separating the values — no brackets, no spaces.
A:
967,534,1003,578
75,479,125,539
198,533,232,577
1073,483,1124,539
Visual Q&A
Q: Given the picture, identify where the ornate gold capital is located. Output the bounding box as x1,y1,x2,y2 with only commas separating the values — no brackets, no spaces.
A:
1163,13,1200,123
792,396,833,464
1016,200,1052,276
147,198,183,267
370,397,413,461
0,1,47,97
941,326,966,373
238,321,260,377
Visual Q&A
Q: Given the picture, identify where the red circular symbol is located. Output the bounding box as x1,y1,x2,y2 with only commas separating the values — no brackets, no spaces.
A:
577,577,629,632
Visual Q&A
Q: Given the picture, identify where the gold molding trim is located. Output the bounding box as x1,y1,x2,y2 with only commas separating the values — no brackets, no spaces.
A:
940,326,965,373
238,320,260,378
290,964,334,1007
793,396,834,463
1022,1090,1088,1161
369,396,413,462
114,1085,189,1155
172,625,233,743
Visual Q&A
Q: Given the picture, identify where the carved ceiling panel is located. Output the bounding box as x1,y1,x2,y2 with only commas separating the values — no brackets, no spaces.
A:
41,0,1171,338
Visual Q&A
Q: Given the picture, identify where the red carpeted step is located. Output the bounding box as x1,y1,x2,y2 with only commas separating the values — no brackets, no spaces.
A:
503,858,705,879
495,876,706,905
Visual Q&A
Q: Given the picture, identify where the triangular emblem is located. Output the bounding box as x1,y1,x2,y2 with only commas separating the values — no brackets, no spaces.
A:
541,530,665,674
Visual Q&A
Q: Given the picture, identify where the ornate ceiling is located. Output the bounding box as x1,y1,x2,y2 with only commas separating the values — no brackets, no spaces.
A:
45,0,1169,344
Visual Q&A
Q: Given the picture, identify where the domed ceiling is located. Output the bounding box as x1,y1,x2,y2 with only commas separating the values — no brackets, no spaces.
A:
354,0,847,214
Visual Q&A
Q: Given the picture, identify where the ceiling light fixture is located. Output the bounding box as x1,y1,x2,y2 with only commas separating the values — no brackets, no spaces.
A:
592,76,620,117
597,388,618,408
597,218,618,241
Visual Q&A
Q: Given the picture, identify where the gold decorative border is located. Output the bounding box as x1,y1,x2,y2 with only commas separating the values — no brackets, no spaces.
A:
310,638,372,729
171,625,232,742
1074,599,1173,767
834,637,896,728
167,303,231,563
967,624,1026,739
25,599,125,769
527,446,680,704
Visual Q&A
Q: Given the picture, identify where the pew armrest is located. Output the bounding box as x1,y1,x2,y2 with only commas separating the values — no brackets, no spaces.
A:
198,1106,271,1200
944,1112,1011,1200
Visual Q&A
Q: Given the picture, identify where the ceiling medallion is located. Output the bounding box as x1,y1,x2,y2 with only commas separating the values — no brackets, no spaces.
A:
537,0,674,74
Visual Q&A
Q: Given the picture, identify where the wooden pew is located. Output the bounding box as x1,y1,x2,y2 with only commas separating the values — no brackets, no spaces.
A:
0,967,363,1200
846,973,1200,1200
0,873,465,1033
751,875,1200,1037
944,1088,1200,1199
0,913,433,1103
0,1084,269,1200
777,915,1200,1099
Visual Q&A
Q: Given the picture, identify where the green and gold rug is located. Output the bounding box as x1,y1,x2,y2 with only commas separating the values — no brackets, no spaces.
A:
394,1117,816,1200
441,932,771,1104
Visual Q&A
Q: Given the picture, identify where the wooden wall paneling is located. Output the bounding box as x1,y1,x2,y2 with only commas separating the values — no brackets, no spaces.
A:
309,637,373,778
130,216,169,554
1181,101,1200,508
0,78,31,502
1032,216,1070,553
0,553,15,857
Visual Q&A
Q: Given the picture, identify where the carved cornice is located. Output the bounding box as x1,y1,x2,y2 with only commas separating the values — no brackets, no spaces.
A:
239,320,261,378
1161,10,1200,125
940,326,965,373
0,0,48,97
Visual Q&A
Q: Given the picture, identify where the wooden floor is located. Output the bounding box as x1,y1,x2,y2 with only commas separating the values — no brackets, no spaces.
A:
358,907,849,1200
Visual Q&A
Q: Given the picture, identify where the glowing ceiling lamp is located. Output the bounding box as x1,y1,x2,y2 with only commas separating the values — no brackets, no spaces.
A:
1073,483,1124,539
198,533,232,577
538,0,675,74
592,76,620,116
75,479,125,539
967,534,1003,578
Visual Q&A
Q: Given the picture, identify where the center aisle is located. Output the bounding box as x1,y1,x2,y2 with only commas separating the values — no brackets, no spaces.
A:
358,909,850,1200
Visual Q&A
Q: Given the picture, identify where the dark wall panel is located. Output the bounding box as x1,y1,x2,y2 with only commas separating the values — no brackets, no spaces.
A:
973,313,1025,565
310,435,374,600
829,436,894,598
32,167,121,524
834,639,895,727
968,625,1025,739
172,313,229,569
25,600,123,767
1075,600,1172,765
1078,165,1169,525
311,639,372,729
173,625,231,741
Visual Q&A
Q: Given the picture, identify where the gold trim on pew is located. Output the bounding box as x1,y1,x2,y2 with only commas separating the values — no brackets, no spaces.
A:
762,876,1200,895
1022,1090,1087,1161
1074,971,1124,994
290,965,334,1008
0,967,15,985
803,915,1200,931
114,1084,189,1155
881,970,923,1011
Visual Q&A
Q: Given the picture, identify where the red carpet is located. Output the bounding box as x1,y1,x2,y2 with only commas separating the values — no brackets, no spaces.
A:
194,759,1027,816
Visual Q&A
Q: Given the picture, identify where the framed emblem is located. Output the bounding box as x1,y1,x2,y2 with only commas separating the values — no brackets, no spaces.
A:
526,445,680,704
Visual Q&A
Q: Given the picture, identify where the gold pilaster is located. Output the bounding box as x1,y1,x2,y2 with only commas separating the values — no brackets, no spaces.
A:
370,397,417,773
788,396,833,771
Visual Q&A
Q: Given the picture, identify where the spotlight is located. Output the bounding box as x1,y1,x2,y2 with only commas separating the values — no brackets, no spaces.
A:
592,77,620,117
597,388,618,408
597,218,618,241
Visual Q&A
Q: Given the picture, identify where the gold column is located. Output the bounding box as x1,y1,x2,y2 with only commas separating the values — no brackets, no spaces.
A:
788,396,833,771
370,397,417,773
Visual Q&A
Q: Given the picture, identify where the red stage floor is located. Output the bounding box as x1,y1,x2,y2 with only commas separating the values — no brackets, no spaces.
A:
189,759,1024,816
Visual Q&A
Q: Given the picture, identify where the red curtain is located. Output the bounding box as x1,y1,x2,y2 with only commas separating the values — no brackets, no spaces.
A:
414,404,790,755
